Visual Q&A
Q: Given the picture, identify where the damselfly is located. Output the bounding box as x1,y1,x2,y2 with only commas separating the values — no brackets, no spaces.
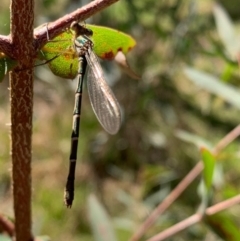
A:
64,22,121,207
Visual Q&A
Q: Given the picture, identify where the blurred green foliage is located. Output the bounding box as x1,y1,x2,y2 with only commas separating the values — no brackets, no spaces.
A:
0,0,240,240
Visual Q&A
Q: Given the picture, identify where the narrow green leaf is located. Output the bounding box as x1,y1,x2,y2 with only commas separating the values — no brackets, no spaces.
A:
184,67,240,109
201,147,215,190
0,53,17,82
205,213,240,241
213,3,240,59
175,129,213,149
40,24,136,79
88,194,118,241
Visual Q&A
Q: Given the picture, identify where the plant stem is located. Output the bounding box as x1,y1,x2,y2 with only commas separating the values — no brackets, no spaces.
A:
0,214,14,237
34,0,120,49
10,0,34,240
146,194,240,241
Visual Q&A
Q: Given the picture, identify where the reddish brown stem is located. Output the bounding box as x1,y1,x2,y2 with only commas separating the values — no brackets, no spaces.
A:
34,0,119,49
0,214,15,237
10,0,35,239
1,0,119,59
130,124,240,241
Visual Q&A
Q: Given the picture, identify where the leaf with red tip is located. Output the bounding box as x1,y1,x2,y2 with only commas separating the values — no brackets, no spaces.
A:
40,24,136,79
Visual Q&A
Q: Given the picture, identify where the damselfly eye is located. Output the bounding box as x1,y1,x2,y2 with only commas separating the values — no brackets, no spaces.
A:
70,21,93,37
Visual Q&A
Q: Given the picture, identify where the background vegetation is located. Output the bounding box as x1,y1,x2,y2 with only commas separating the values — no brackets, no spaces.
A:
0,0,240,240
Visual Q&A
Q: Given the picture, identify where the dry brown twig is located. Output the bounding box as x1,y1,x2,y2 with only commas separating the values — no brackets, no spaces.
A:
130,124,240,241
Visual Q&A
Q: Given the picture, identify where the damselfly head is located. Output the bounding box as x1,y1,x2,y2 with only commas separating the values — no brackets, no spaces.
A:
70,21,93,38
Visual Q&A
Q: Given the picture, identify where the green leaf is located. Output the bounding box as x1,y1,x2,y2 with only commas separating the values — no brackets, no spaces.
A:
175,129,213,149
40,24,136,79
184,67,240,110
213,3,240,59
39,31,77,79
201,147,215,190
87,194,118,241
0,53,17,82
221,64,236,82
205,213,240,241
87,25,136,59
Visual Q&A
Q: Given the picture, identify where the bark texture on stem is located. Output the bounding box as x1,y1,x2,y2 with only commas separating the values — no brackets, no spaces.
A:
10,0,34,240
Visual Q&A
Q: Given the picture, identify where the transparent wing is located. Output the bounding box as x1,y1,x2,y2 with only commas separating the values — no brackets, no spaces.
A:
85,48,121,135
